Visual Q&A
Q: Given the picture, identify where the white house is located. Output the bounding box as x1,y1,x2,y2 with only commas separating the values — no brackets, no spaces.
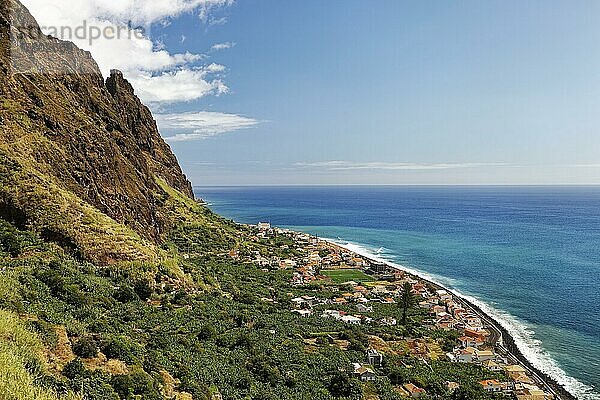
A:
366,348,383,367
353,363,376,382
257,222,271,231
482,360,503,372
380,317,397,326
322,309,342,320
341,315,361,325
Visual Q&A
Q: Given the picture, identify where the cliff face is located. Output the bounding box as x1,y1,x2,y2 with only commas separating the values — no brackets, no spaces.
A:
0,0,194,263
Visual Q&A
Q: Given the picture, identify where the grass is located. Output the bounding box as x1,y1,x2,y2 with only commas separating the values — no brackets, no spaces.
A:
0,141,162,265
321,269,375,284
0,310,81,400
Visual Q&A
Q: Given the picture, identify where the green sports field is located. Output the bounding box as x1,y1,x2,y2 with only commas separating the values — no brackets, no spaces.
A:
321,269,375,284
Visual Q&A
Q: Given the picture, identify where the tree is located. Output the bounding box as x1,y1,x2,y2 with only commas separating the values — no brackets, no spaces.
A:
114,285,138,303
399,282,415,325
327,371,361,398
197,324,217,340
451,385,488,400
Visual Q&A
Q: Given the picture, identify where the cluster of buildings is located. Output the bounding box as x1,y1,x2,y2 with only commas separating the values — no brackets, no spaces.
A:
418,290,554,399
249,224,556,399
290,280,410,327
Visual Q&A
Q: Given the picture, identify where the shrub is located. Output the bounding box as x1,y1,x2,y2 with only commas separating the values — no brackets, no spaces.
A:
102,336,134,363
114,285,138,303
133,280,153,300
111,370,161,400
197,324,217,341
62,358,86,380
110,374,133,399
72,336,98,358
327,371,361,398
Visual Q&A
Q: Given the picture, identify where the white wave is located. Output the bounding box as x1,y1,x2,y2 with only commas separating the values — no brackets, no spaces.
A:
325,237,600,400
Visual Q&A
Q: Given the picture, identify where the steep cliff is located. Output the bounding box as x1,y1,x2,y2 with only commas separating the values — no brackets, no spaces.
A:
0,0,194,263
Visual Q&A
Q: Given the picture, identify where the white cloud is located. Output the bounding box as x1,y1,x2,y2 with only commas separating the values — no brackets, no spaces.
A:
211,41,236,51
20,0,263,137
199,2,232,26
21,0,233,104
129,68,228,104
296,161,508,171
23,0,232,27
204,63,226,73
206,16,228,26
156,111,260,141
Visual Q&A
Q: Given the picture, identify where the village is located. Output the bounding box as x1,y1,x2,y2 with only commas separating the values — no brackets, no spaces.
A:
235,222,557,400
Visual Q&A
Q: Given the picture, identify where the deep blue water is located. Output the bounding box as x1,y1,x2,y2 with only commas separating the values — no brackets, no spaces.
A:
195,186,600,399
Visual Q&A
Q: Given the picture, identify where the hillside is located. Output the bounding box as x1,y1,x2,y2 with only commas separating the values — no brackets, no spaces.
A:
0,0,194,264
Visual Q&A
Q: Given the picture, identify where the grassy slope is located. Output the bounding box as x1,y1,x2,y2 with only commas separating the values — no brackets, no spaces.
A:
0,310,80,400
0,168,243,399
0,106,162,265
0,190,230,399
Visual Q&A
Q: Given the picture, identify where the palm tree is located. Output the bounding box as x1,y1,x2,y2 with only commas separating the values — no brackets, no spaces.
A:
399,281,415,325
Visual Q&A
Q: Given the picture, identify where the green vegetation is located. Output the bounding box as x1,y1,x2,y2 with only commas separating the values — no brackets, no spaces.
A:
0,214,505,400
321,269,375,284
0,310,81,400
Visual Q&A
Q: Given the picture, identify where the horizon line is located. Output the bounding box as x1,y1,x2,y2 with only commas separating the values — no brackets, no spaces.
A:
193,183,600,188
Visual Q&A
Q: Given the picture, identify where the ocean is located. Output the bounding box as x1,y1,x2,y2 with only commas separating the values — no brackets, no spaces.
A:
195,186,600,399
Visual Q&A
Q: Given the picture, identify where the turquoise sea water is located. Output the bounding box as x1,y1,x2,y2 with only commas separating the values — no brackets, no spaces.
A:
195,186,600,399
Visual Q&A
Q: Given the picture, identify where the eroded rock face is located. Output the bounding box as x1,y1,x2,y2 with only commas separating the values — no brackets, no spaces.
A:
0,0,193,249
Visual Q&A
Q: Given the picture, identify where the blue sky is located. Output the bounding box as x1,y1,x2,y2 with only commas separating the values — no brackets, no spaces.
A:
26,0,600,185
